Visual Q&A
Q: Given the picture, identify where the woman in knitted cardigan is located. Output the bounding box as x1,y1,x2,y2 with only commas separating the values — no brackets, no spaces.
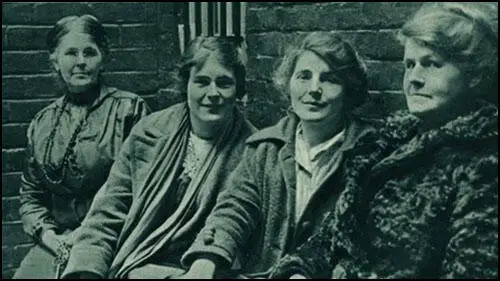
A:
270,2,498,279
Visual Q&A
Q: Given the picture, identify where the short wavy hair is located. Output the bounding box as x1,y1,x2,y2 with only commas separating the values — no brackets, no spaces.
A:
176,36,248,99
273,32,368,112
398,2,498,105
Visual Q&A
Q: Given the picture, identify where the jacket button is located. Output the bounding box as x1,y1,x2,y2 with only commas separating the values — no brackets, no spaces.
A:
204,228,215,245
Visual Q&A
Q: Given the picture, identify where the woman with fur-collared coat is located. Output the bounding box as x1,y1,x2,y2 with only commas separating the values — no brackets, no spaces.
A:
270,2,498,279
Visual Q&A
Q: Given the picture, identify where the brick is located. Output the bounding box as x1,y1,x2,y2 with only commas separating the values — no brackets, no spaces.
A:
2,172,23,197
103,25,121,48
102,72,161,95
89,2,157,24
247,56,279,82
2,148,25,173
120,25,157,48
108,49,158,72
366,61,404,91
250,2,360,8
2,26,7,50
2,99,54,124
1,3,35,24
1,222,32,246
2,244,33,272
366,91,407,114
2,51,52,75
2,123,29,149
5,26,51,50
247,2,421,33
2,268,17,279
2,75,59,100
247,32,305,58
33,2,94,25
146,89,184,112
246,79,289,129
2,197,21,222
336,30,404,61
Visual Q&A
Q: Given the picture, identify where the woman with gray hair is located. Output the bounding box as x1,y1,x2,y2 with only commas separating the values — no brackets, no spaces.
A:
270,2,498,279
13,14,149,279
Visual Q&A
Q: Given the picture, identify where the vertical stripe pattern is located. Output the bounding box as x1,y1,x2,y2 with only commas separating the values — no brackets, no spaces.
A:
178,2,245,54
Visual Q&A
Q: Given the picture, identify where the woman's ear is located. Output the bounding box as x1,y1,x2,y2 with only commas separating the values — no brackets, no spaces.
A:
49,52,60,72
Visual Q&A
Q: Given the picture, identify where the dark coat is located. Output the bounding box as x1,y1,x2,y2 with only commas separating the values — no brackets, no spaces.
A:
270,104,498,279
181,110,395,278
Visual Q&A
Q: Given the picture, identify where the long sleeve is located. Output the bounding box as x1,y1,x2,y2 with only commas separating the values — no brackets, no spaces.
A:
441,154,498,278
181,145,263,269
270,210,336,279
19,120,58,241
62,132,136,278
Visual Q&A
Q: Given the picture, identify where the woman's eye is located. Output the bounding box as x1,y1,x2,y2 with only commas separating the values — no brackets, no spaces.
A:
193,78,210,86
216,78,235,89
295,71,311,80
404,60,415,69
322,74,341,84
65,50,78,56
83,48,99,57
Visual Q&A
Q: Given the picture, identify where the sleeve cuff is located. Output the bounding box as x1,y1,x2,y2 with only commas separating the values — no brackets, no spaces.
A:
62,245,111,278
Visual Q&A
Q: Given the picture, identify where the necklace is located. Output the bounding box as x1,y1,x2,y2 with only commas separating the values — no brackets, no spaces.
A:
42,96,89,185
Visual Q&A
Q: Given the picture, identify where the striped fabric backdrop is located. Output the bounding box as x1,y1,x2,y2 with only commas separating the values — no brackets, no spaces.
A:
177,2,246,54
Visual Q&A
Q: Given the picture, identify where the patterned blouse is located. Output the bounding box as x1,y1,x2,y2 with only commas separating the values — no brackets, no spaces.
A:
19,85,150,241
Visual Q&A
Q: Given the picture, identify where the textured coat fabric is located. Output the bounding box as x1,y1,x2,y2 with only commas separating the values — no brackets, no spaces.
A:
270,103,498,279
181,110,390,278
61,102,256,279
14,85,149,279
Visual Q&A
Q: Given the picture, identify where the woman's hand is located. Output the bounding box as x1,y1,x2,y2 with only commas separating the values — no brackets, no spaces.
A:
41,229,62,255
290,273,307,279
177,258,216,279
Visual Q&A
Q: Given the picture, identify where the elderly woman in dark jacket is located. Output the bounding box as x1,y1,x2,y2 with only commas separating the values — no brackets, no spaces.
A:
13,15,149,279
270,2,498,279
177,32,411,279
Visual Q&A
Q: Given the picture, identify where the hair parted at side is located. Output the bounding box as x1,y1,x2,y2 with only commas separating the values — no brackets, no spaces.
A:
175,36,248,99
398,2,498,105
47,14,110,60
273,32,369,112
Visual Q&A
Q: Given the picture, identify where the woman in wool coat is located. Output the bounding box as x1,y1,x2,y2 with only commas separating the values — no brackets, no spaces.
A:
270,2,498,279
176,32,418,279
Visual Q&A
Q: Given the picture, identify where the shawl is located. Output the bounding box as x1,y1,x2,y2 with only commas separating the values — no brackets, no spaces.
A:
108,104,253,278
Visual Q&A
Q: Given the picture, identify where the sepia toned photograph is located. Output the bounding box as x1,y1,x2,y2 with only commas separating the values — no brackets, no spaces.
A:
2,2,498,279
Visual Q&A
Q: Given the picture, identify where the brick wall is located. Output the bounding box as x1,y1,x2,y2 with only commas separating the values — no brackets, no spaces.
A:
2,2,422,278
245,2,422,127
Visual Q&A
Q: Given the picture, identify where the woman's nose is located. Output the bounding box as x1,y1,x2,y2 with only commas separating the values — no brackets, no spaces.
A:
76,53,86,66
408,64,425,87
207,83,220,96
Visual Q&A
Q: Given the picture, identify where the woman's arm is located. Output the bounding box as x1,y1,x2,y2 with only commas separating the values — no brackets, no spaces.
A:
61,131,137,278
19,120,59,247
180,145,263,276
441,155,498,278
270,210,336,279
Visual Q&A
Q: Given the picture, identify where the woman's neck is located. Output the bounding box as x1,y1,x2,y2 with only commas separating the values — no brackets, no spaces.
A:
190,111,235,140
65,83,101,106
301,112,345,147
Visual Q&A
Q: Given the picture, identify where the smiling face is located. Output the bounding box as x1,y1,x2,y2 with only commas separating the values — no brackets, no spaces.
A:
403,39,470,118
289,50,345,123
187,53,237,131
52,32,104,93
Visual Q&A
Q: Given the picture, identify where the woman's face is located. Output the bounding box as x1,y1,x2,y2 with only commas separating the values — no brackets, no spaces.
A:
187,54,237,127
52,32,104,93
403,39,469,118
289,50,345,123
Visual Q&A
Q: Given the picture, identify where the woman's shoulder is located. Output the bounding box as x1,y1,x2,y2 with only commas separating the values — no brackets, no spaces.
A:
28,96,66,130
128,102,187,137
106,87,143,101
